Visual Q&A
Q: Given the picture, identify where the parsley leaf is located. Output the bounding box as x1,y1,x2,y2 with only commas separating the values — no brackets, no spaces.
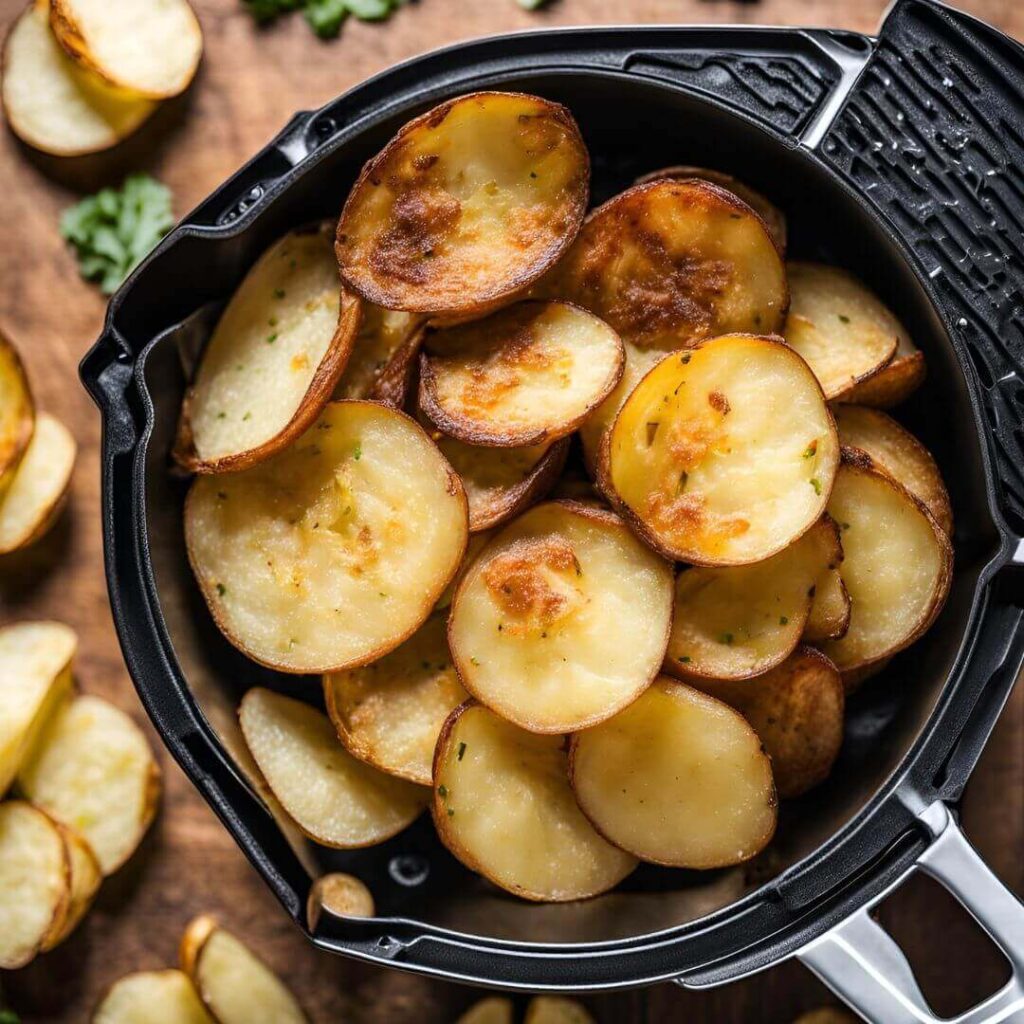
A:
244,0,407,37
243,0,302,22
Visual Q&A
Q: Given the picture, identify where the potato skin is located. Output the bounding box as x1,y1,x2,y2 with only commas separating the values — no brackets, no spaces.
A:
0,329,34,487
838,350,926,408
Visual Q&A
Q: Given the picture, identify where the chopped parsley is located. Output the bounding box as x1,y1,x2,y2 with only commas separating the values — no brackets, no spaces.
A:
437,784,448,798
267,332,278,344
779,616,788,625
718,633,734,646
803,442,818,459
677,655,691,664
457,742,467,760
838,313,851,324
810,477,822,495
217,583,227,597
470,656,480,667
273,288,286,299
352,443,362,461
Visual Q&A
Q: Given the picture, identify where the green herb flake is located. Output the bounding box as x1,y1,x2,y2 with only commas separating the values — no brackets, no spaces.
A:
719,632,734,646
838,313,851,324
457,742,467,761
268,316,278,327
803,441,818,459
216,583,227,597
470,656,480,667
447,807,455,817
353,443,362,461
779,616,788,625
217,411,227,420
243,411,252,421
437,784,448,799
677,655,691,664
810,477,822,495
273,288,286,299
267,332,278,344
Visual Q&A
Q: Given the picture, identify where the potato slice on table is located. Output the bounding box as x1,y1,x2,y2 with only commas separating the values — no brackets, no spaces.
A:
525,997,596,1024
0,329,34,490
43,821,101,950
337,92,589,316
93,970,213,1024
433,702,636,901
804,568,851,644
185,401,467,674
332,304,424,406
840,331,925,408
18,693,160,875
306,872,375,926
457,998,514,1024
174,224,362,474
420,301,623,447
600,335,839,565
569,677,777,868
240,688,427,848
50,0,202,99
449,501,673,733
180,915,308,1024
325,613,467,785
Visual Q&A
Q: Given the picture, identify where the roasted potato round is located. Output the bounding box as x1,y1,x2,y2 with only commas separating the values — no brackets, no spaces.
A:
43,821,100,951
457,1000,514,1024
0,329,34,489
92,970,213,1024
306,873,375,926
840,332,925,408
332,303,424,406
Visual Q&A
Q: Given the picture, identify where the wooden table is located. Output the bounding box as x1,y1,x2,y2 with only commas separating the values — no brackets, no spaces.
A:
1,1,1021,1020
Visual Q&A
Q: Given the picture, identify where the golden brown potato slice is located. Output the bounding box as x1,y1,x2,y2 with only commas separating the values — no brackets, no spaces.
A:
433,702,637,901
174,224,362,474
0,328,34,490
306,873,375,927
839,332,925,408
822,451,952,673
833,405,952,536
42,822,101,951
525,998,595,1024
601,335,839,565
324,613,467,785
332,304,424,406
804,568,851,644
337,92,589,315
92,970,213,1024
180,915,308,1024
19,694,160,875
449,501,673,733
537,179,787,352
420,301,623,447
665,518,840,683
0,411,76,555
239,688,427,849
569,677,776,868
50,0,203,99
456,998,514,1024
185,401,467,674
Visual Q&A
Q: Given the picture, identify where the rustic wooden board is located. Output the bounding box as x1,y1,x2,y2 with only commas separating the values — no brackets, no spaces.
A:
1,1,1021,1021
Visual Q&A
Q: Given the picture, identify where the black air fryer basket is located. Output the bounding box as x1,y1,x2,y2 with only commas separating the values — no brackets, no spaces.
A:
81,1,1024,1020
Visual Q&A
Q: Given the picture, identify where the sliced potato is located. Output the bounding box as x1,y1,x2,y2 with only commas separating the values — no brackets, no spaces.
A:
804,568,851,644
569,677,777,868
185,401,467,674
0,411,76,555
840,333,925,408
784,263,902,400
306,872,375,927
1,1,156,156
457,998,514,1024
18,694,161,875
822,451,952,673
337,92,589,315
601,335,839,565
174,224,362,473
92,970,213,1024
420,301,623,447
180,915,308,1024
537,179,787,352
433,702,637,901
42,822,101,951
239,688,427,849
525,998,596,1024
0,328,34,489
833,404,952,536
50,0,203,99
332,304,424,406
0,801,69,969
324,612,467,785
449,501,673,733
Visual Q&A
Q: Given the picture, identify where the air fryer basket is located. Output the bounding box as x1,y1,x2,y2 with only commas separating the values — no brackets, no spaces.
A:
81,0,1024,1018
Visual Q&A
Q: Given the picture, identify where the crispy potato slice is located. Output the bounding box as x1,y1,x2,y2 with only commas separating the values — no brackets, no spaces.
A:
570,678,776,868
180,915,308,1024
174,224,362,473
239,688,427,849
18,694,160,875
0,328,34,489
0,411,76,555
337,92,589,315
332,304,424,406
804,568,851,644
325,613,467,785
537,179,787,352
0,619,76,796
822,451,952,673
457,999,514,1024
50,0,203,99
306,872,375,927
433,702,636,901
449,501,673,733
784,263,902,400
601,335,839,564
42,822,101,950
93,970,213,1024
0,801,69,969
525,998,596,1024
840,336,925,408
185,401,467,674
834,404,952,536
420,301,623,447
665,518,840,682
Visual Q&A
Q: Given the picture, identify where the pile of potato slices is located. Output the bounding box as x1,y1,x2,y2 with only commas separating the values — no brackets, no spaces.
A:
179,91,953,904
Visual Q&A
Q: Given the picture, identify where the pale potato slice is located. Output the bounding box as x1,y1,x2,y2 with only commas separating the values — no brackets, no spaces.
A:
239,688,427,849
449,501,673,733
433,702,636,901
457,998,514,1024
50,0,202,99
93,970,213,1024
822,451,952,673
0,412,76,555
840,335,925,408
185,401,467,674
18,694,161,875
0,619,76,796
569,677,777,868
174,224,362,473
420,301,623,447
784,263,902,400
180,915,308,1024
332,304,424,406
306,872,375,927
337,92,589,315
1,1,156,156
0,801,69,969
42,822,101,950
833,404,952,536
536,179,787,352
525,997,596,1024
324,613,467,785
0,328,33,489
804,568,851,644
601,336,839,565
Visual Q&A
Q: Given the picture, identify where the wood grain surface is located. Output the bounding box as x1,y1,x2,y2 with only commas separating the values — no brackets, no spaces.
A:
1,1,1021,1021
